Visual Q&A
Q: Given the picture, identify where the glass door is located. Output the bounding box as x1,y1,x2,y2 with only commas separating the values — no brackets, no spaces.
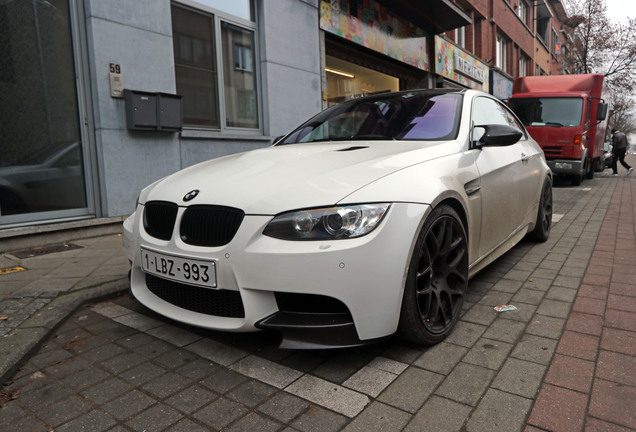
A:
0,0,91,225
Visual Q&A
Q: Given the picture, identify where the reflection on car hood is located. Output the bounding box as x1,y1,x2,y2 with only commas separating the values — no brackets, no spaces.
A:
145,141,457,213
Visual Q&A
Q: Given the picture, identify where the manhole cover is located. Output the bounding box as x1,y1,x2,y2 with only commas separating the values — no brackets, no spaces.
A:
9,242,84,259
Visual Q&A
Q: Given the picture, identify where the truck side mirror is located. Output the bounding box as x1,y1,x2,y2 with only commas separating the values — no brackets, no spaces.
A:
597,103,608,121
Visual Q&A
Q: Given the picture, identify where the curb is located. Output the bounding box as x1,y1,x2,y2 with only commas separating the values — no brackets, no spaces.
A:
0,279,129,384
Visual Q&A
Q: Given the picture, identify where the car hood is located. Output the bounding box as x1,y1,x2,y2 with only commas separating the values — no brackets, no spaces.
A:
144,141,458,214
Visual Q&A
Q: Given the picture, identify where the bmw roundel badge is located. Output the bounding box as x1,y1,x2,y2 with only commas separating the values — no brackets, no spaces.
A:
183,189,200,202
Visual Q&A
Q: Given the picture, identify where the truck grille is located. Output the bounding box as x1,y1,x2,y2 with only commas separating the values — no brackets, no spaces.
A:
146,273,245,318
542,145,563,158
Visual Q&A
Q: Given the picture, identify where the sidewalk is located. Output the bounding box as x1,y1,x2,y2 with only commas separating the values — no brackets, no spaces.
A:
0,161,634,431
0,234,130,381
527,169,636,431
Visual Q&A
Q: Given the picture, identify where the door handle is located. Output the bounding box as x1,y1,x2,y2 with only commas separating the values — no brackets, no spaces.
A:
521,153,530,164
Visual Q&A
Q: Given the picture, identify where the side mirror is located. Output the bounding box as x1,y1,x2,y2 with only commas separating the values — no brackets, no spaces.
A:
474,124,523,147
597,103,608,121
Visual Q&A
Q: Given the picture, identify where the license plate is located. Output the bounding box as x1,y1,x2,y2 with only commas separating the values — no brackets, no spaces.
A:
141,248,217,288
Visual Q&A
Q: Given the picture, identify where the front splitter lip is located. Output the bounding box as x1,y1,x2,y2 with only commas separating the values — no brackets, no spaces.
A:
255,311,391,349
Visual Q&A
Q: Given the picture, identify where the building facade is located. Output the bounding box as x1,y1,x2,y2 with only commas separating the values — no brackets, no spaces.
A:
0,0,566,231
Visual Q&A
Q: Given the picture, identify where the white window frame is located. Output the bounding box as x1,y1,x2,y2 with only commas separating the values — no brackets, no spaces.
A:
519,55,528,77
455,26,466,49
496,33,508,72
172,0,261,132
518,1,528,25
551,27,559,54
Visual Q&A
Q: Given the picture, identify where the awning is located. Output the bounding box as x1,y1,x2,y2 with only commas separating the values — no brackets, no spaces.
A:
376,0,472,34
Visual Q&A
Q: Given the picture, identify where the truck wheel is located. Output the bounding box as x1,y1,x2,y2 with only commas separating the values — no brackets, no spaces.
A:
585,159,594,179
594,157,603,172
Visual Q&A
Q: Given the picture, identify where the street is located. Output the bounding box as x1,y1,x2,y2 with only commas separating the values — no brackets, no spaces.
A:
1,165,635,432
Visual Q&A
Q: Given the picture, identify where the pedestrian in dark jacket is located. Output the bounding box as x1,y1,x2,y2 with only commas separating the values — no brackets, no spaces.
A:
611,129,633,176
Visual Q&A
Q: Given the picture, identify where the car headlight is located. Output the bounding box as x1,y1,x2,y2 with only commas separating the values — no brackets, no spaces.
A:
263,204,390,240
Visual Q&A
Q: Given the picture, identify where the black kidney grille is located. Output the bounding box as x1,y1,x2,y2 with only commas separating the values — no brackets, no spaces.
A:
144,201,178,240
180,205,245,247
146,274,245,318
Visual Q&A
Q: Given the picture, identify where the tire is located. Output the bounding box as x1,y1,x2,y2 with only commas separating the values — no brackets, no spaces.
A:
594,157,603,172
397,205,468,345
585,158,594,179
527,177,552,242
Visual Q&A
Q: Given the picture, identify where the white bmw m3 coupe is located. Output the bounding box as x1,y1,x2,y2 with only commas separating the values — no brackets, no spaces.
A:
122,89,552,349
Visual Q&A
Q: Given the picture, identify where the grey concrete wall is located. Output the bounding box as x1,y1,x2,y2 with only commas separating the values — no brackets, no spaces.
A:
258,0,322,137
84,0,179,217
82,0,324,218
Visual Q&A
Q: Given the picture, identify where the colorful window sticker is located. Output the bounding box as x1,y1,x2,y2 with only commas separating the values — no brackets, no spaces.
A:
320,0,430,71
435,36,489,92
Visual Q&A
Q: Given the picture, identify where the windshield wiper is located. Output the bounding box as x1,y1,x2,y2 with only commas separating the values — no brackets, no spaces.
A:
301,134,391,143
544,122,564,127
346,134,391,141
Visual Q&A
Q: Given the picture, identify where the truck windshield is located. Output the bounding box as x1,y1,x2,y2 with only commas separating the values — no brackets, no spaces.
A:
509,97,583,127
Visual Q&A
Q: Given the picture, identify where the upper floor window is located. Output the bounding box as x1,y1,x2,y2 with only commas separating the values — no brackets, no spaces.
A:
536,19,550,46
171,2,259,130
496,34,508,72
455,26,466,49
519,55,529,77
551,27,559,54
192,0,254,21
517,1,528,25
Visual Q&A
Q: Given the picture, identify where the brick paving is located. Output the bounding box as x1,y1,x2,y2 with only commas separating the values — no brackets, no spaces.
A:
528,176,636,432
0,159,634,431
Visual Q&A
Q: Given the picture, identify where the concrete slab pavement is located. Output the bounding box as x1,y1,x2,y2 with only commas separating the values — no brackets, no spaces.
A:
0,234,130,382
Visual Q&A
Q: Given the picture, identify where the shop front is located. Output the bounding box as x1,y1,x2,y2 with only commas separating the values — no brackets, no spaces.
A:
319,0,470,105
434,36,489,92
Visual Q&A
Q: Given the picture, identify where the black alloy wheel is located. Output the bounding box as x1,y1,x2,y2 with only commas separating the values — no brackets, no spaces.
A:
398,205,468,345
527,177,552,242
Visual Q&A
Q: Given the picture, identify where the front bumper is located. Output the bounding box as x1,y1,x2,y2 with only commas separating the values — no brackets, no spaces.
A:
122,202,428,347
547,159,583,176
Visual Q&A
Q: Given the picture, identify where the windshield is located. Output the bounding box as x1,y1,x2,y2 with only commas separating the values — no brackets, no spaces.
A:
508,97,583,127
278,92,463,144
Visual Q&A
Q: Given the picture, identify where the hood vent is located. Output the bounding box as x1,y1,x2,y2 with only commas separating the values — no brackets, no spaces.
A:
336,146,369,152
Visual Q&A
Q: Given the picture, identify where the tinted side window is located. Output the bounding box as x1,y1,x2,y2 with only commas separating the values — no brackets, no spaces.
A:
472,97,525,134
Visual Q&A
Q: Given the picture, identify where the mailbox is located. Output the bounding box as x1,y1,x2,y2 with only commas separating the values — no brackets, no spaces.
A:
125,90,182,132
157,93,183,131
125,90,157,130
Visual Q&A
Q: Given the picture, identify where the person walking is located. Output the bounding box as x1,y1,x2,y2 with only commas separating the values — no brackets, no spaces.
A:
611,128,633,176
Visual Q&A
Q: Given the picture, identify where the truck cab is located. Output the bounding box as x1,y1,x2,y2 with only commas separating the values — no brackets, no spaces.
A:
508,74,609,186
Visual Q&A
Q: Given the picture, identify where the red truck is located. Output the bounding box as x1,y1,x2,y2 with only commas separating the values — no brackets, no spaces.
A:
508,74,609,185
